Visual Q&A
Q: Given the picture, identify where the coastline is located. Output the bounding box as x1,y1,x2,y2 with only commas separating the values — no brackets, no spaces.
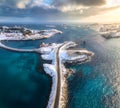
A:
0,26,94,108
0,41,94,108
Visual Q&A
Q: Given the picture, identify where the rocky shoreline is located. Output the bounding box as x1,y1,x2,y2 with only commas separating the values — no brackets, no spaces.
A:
0,26,62,40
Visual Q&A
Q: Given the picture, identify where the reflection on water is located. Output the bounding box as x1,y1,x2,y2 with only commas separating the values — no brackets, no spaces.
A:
67,34,120,108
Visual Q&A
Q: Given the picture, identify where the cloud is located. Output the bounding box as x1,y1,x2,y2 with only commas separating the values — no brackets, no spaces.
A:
50,0,107,12
0,4,63,21
0,0,44,9
0,0,120,23
0,0,106,10
0,0,29,8
52,0,106,7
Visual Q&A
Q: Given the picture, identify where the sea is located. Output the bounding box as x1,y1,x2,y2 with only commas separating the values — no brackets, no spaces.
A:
0,23,120,108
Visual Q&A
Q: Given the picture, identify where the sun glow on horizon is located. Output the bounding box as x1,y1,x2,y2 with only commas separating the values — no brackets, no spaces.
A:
82,7,120,23
80,0,120,23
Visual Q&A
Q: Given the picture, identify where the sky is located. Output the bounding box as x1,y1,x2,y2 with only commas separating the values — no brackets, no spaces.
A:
0,0,120,23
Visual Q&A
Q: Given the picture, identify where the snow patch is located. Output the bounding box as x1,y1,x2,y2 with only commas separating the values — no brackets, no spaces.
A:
43,64,57,108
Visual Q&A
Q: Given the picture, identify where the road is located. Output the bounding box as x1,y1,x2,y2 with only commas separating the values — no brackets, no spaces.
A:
53,46,61,108
53,43,66,108
0,42,41,53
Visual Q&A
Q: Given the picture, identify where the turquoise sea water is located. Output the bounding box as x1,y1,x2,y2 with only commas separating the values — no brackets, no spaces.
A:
0,24,120,108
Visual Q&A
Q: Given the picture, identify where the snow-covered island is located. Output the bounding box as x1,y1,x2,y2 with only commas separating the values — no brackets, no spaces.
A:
0,41,94,108
98,24,120,39
86,23,120,39
0,26,62,40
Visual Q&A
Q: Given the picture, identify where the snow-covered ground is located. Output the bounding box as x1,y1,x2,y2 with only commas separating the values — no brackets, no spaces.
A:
40,43,61,108
60,49,93,62
43,64,57,108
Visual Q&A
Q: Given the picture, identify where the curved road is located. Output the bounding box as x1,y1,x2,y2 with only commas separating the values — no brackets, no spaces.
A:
0,42,41,53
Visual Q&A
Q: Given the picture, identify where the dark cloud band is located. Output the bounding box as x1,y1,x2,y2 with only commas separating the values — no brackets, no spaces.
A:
52,0,106,6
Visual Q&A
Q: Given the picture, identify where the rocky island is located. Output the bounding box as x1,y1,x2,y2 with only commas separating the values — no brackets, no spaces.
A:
0,26,62,40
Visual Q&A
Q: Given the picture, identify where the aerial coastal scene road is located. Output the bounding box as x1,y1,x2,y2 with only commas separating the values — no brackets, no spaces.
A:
0,27,93,108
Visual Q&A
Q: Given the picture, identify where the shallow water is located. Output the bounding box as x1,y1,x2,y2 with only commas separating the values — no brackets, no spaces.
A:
0,24,120,108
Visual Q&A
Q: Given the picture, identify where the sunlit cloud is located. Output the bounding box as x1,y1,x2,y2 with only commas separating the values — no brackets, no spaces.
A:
59,5,89,12
16,0,30,9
